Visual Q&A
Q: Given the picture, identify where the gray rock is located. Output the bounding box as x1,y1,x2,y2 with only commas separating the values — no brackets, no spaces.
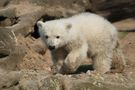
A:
0,27,25,70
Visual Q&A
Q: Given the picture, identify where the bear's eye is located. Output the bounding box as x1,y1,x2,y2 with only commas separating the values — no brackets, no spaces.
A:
45,35,49,39
56,36,60,39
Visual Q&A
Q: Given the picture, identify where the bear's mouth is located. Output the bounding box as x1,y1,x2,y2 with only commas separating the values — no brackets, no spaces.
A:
48,46,55,50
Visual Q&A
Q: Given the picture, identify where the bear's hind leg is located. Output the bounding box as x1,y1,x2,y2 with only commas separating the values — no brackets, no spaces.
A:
92,51,113,74
111,46,126,73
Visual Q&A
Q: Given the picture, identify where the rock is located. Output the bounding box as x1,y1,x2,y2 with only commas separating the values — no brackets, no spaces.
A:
0,18,12,27
0,27,25,70
0,0,10,7
121,33,135,66
0,69,134,90
20,0,91,10
113,18,135,32
16,35,51,71
40,76,63,90
19,80,39,90
0,6,16,18
0,70,21,90
91,0,135,22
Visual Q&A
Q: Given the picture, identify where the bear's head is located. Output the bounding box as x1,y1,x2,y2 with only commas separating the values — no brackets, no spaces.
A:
37,21,72,50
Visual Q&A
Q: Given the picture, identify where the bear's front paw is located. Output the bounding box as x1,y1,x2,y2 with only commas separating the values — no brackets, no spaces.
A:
60,63,77,74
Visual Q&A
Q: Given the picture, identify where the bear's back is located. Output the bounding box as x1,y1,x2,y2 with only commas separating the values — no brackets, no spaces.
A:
65,13,111,32
65,13,115,35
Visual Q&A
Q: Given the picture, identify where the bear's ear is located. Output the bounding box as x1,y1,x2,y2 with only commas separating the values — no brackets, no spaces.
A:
37,21,44,28
66,23,72,30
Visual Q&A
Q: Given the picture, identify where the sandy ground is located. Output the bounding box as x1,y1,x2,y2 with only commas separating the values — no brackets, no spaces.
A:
17,35,52,72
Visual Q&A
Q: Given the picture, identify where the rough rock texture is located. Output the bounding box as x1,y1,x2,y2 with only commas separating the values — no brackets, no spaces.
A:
0,27,25,71
91,0,135,22
121,32,135,67
0,70,135,90
0,0,135,90
113,18,135,32
17,34,52,71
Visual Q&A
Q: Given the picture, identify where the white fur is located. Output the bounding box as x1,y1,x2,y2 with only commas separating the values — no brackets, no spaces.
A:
37,12,125,74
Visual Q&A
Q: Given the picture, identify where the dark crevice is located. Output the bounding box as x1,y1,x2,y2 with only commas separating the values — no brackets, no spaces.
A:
0,16,7,21
2,81,19,89
31,24,40,39
42,15,59,22
99,3,135,11
63,65,94,75
119,29,135,32
89,0,93,3
0,16,19,27
11,17,19,25
3,0,10,7
0,53,9,58
75,65,94,74
9,81,19,88
73,0,77,4
0,50,10,59
84,7,135,23
106,9,135,22
2,85,6,89
13,81,19,86
85,9,95,13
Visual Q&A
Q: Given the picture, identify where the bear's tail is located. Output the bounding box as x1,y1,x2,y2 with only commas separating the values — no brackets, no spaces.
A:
111,41,126,73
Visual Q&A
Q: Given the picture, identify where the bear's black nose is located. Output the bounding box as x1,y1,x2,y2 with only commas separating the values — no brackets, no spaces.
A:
48,46,55,50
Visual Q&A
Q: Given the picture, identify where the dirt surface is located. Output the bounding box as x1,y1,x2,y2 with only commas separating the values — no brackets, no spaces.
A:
13,1,42,16
114,18,135,31
121,32,135,67
17,34,52,72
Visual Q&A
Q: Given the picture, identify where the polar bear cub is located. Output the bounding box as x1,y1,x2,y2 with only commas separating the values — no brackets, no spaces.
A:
37,12,125,74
